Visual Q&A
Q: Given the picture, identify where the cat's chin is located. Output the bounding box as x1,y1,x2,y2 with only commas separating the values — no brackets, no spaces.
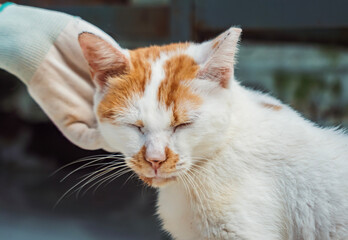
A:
139,175,177,188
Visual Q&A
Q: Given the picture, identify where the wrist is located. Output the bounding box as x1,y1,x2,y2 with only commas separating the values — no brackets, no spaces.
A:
0,2,14,13
0,4,74,83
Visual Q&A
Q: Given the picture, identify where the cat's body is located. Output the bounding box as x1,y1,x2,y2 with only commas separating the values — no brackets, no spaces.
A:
78,27,348,239
158,82,348,239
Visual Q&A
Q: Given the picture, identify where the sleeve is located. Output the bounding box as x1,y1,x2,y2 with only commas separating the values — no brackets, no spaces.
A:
0,2,73,83
0,3,116,151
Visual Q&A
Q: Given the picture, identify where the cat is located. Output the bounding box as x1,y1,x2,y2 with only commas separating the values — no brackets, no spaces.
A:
78,27,348,240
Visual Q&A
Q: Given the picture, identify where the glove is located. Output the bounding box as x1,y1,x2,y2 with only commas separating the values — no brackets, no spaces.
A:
0,3,118,151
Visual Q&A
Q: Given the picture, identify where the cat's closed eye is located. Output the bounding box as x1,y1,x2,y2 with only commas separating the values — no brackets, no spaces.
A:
129,124,144,134
173,122,193,132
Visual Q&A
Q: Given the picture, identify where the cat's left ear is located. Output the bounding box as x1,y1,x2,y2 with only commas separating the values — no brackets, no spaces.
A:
195,27,242,89
78,32,129,90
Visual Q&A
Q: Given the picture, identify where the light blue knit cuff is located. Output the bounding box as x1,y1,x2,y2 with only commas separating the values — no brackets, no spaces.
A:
0,2,14,12
0,3,74,83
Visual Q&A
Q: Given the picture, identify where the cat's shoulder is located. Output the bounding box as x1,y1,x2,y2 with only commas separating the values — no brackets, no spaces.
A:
241,84,348,142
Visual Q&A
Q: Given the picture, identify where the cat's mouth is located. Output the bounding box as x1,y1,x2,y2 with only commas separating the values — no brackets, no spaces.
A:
127,155,181,187
139,175,177,187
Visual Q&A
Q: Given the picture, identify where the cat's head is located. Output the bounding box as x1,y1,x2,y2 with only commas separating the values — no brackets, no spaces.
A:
78,27,241,187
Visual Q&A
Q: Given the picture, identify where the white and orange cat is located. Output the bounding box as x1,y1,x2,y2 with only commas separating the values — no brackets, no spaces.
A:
78,28,348,239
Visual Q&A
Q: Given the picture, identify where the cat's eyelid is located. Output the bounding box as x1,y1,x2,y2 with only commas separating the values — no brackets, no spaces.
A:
173,121,194,133
129,120,144,128
127,123,144,134
173,114,200,128
174,121,193,128
132,123,144,128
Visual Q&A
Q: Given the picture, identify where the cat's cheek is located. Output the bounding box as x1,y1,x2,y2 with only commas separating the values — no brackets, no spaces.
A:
171,129,194,161
98,122,143,155
123,134,144,157
182,118,224,157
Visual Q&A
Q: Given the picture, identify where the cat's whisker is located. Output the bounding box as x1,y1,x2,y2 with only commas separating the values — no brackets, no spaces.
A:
183,173,211,237
76,168,121,197
76,161,126,180
189,163,214,177
54,171,97,209
59,155,124,182
181,172,201,204
68,168,113,200
121,172,137,188
186,170,208,202
189,156,209,160
92,170,127,194
140,178,148,199
189,157,217,168
177,174,188,197
180,174,193,204
184,169,211,236
108,168,134,183
76,162,127,185
190,159,215,172
99,168,134,189
190,161,214,171
80,171,116,197
178,174,194,208
84,165,132,195
76,164,129,197
54,162,128,208
89,165,134,194
190,156,211,161
188,167,215,202
51,153,123,177
190,168,214,182
189,156,211,164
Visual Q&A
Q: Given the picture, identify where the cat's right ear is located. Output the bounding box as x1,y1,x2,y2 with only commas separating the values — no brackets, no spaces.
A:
194,27,241,89
78,32,129,90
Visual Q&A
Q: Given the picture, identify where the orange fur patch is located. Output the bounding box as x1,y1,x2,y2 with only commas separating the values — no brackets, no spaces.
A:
261,102,282,111
158,55,202,126
139,176,153,186
98,43,189,121
97,53,151,119
129,42,189,62
161,147,180,171
130,146,149,169
135,120,144,127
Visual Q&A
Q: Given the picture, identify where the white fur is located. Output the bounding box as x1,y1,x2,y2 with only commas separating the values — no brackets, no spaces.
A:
157,81,348,239
93,28,348,239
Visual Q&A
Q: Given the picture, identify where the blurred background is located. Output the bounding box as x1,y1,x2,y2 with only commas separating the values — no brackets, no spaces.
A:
0,0,348,239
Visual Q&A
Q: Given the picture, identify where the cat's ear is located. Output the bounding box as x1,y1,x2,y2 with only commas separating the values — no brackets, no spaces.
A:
196,27,241,89
78,32,129,89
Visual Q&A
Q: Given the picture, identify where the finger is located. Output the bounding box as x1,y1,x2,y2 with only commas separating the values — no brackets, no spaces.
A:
64,122,107,150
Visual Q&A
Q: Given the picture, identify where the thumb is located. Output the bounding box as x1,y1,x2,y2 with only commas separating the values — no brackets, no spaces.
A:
63,121,112,151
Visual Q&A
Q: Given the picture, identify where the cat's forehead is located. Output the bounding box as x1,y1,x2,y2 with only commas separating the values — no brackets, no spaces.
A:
129,42,190,61
98,42,202,125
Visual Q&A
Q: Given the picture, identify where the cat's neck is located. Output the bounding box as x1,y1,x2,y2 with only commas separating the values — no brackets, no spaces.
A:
170,81,295,190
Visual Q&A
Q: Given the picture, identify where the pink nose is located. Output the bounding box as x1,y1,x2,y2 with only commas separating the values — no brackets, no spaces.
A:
146,157,166,171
